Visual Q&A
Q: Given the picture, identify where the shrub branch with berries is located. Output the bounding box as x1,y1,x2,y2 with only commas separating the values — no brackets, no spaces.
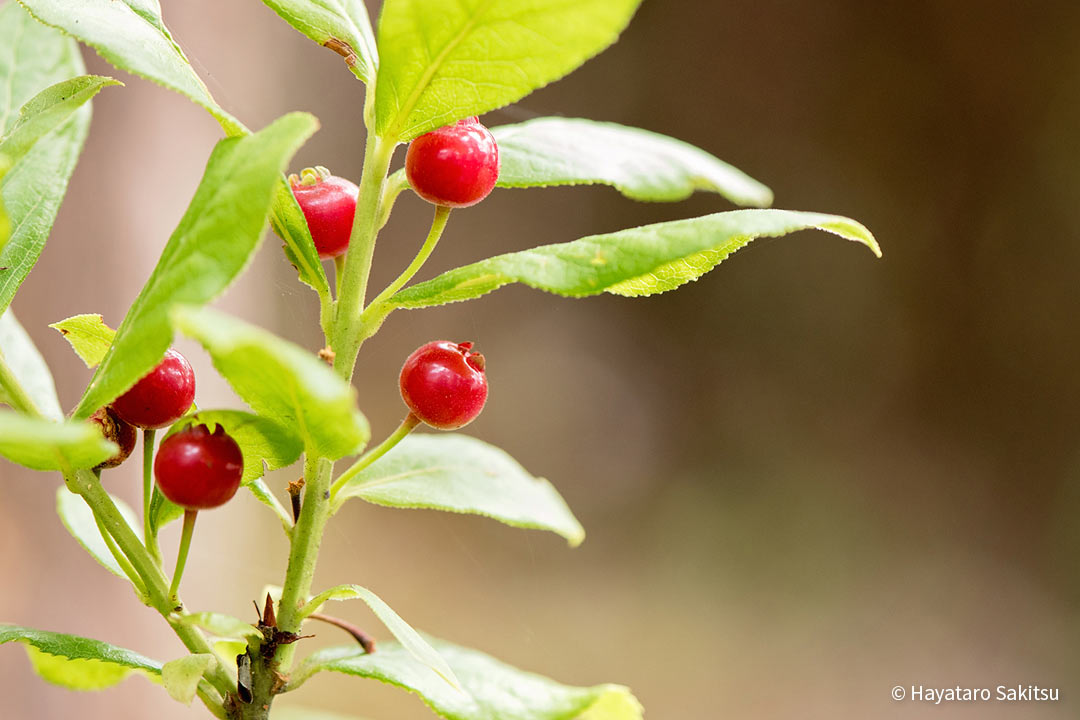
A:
0,1,880,719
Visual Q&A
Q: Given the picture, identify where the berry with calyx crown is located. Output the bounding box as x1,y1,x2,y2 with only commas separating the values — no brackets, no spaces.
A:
400,340,488,429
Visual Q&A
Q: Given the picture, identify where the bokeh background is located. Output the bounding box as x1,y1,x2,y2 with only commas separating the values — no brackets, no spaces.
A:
2,0,1079,717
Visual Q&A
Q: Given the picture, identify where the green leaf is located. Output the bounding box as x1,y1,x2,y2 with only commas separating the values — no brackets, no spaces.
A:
49,313,116,368
493,118,773,207
260,0,377,84
293,636,642,720
0,308,62,419
161,653,216,705
0,75,119,165
0,152,10,248
0,625,161,691
332,434,584,546
177,613,261,642
56,487,141,580
302,584,459,688
0,411,115,471
72,112,318,419
173,306,369,460
167,410,304,485
375,0,642,141
17,0,245,135
0,1,92,315
271,178,331,297
390,209,881,310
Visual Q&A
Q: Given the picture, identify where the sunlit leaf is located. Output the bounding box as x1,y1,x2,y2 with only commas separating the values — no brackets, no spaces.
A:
0,625,161,691
49,313,116,369
260,0,377,84
0,411,114,471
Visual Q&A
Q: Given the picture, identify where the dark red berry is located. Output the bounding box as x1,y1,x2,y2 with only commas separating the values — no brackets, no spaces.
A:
89,406,137,469
289,166,358,259
112,349,195,430
154,424,243,510
400,340,488,429
405,117,499,208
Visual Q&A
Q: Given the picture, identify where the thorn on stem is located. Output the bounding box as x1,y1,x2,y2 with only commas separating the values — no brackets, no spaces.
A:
288,478,305,522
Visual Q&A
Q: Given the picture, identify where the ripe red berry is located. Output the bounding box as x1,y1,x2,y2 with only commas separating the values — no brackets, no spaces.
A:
400,340,488,429
405,117,499,208
112,349,196,430
154,424,243,510
289,166,358,259
89,407,137,470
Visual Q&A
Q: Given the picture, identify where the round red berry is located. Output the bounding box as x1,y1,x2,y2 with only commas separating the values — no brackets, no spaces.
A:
400,340,488,429
89,406,137,470
289,166,358,259
154,424,243,510
405,117,499,208
112,349,195,430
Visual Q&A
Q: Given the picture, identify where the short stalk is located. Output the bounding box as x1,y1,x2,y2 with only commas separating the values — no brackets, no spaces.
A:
330,413,420,499
169,509,197,602
367,205,451,311
0,355,42,416
142,429,161,565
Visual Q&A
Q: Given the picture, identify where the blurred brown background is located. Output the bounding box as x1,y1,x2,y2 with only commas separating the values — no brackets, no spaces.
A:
2,0,1079,718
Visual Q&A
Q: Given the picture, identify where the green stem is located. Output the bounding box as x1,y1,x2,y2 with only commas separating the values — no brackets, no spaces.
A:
92,512,148,598
332,132,396,381
142,428,161,565
273,455,334,672
368,205,450,310
66,468,235,704
0,354,41,416
169,510,197,602
330,413,420,501
334,255,346,299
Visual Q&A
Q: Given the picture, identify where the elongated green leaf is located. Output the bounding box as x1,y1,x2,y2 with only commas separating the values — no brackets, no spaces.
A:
375,0,641,141
272,178,331,297
162,653,216,705
493,118,773,206
0,152,10,248
302,584,458,688
333,434,584,546
0,1,91,315
173,306,369,459
390,209,881,310
56,487,141,580
167,410,303,485
0,625,161,691
73,113,318,419
0,75,119,164
0,308,62,419
49,313,116,368
294,636,642,720
0,411,114,471
17,0,244,135
261,0,377,84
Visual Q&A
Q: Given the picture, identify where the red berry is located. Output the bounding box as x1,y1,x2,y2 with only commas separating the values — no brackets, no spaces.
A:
112,349,195,430
289,167,358,259
400,340,488,429
405,117,499,208
89,407,137,469
154,424,243,510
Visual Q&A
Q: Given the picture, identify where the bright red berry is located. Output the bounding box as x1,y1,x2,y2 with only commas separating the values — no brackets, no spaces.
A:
289,166,358,259
89,406,137,470
154,424,243,510
400,340,488,429
112,349,195,430
405,117,500,208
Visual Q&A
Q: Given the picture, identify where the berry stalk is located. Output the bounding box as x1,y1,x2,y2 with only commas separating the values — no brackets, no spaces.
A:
142,429,161,565
330,412,421,501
